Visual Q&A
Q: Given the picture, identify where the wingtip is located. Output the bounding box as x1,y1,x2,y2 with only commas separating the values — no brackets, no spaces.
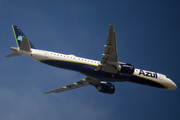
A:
43,91,54,94
109,24,114,29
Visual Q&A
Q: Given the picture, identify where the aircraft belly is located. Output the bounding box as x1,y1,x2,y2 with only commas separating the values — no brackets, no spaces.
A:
39,59,129,81
38,60,168,88
81,71,130,82
40,60,96,72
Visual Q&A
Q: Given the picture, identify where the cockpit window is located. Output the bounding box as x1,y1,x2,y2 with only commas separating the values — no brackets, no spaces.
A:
158,74,166,80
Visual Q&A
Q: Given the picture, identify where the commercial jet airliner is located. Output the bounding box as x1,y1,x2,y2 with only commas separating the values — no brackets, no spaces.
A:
5,25,177,94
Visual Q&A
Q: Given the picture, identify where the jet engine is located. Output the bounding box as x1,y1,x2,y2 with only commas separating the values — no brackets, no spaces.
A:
117,63,134,74
96,82,115,94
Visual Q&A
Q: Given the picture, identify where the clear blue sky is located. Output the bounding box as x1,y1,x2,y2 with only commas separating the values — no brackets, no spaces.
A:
1,0,180,120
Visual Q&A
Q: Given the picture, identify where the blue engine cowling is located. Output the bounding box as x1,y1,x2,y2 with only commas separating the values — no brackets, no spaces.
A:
96,82,116,94
119,63,134,74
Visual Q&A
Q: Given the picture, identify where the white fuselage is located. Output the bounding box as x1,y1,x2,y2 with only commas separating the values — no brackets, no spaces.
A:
15,47,177,90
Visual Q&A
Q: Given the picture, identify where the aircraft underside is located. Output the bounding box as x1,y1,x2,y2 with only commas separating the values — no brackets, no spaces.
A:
5,25,177,94
40,59,167,89
40,59,128,80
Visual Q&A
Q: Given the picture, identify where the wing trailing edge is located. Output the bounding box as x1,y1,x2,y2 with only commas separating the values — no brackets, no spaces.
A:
44,77,100,94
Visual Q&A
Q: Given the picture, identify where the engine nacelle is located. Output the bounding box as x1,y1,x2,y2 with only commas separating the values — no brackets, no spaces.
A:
96,82,115,94
118,63,134,74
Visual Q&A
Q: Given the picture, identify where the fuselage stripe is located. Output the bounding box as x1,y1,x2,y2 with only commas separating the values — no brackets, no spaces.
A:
39,59,98,67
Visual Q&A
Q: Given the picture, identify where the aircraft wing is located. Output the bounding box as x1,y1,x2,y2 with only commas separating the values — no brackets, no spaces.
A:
44,77,99,94
95,24,119,74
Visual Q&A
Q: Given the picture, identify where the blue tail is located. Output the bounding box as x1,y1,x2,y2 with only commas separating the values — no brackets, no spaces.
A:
12,25,35,49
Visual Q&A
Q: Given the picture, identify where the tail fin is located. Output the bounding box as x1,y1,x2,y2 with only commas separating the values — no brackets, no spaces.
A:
5,25,35,57
12,25,35,49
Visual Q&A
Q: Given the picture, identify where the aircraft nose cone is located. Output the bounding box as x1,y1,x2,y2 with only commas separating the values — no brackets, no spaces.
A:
171,82,177,90
167,79,177,90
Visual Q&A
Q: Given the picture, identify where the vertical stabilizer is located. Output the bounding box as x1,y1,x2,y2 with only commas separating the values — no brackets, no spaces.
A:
12,25,35,49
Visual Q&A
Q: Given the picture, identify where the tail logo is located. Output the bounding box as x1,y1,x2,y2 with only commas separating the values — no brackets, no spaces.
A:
18,35,23,41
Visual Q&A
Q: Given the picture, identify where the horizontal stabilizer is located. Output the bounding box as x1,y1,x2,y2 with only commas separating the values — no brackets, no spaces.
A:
20,37,31,51
5,52,21,57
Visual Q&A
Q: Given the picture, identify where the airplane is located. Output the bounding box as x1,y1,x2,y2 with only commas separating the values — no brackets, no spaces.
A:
5,25,177,94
